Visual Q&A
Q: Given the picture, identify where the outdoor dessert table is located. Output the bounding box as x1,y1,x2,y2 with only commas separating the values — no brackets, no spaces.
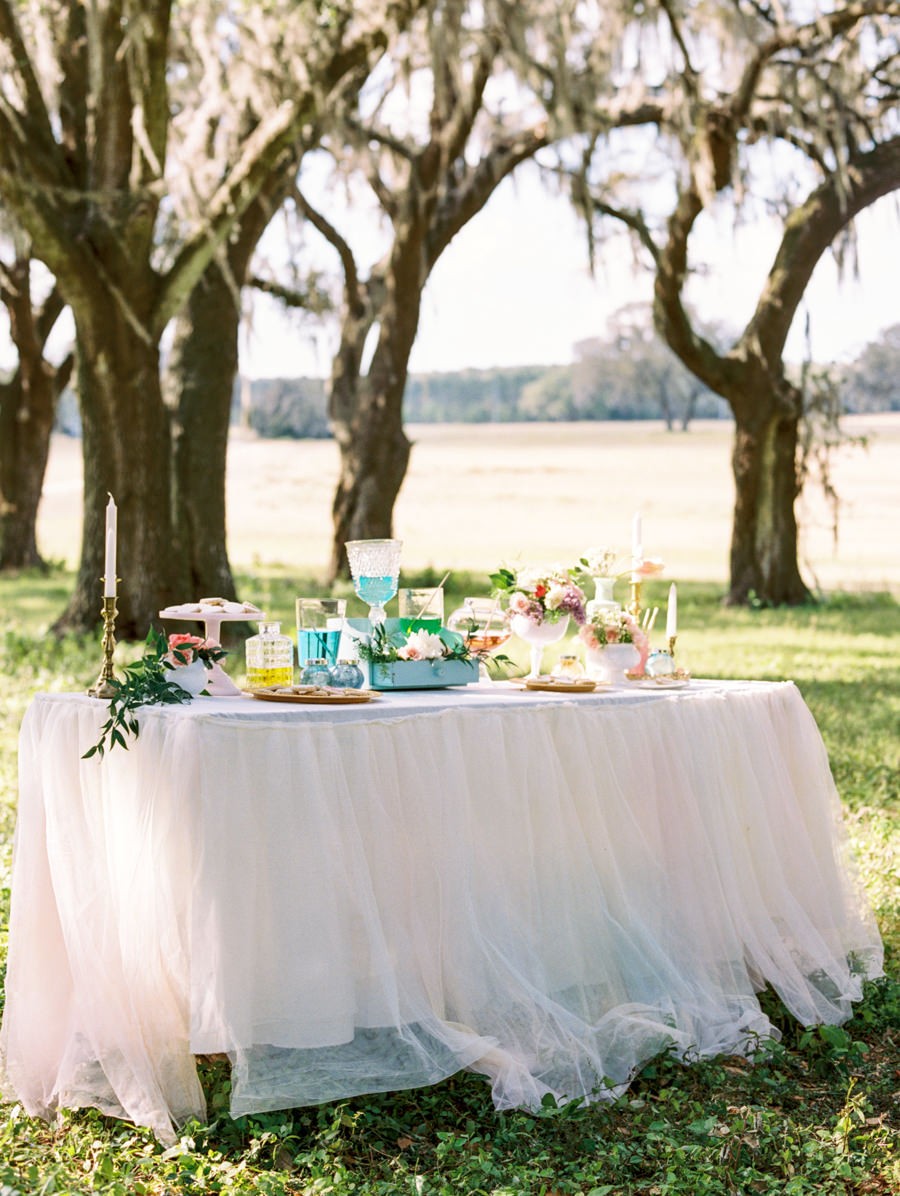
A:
0,680,882,1143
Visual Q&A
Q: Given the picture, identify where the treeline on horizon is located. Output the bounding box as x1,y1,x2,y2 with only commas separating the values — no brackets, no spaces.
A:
52,323,900,441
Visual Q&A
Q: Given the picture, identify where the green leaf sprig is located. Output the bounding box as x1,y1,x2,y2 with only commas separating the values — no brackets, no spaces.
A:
83,629,226,759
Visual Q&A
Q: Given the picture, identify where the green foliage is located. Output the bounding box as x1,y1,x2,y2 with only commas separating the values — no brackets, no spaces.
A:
1,570,899,1194
82,630,226,759
244,377,330,438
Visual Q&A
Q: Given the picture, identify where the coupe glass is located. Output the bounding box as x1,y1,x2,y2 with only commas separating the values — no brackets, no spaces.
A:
345,539,403,627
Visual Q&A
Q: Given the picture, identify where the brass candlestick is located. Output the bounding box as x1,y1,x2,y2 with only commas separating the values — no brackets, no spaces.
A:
87,586,119,698
668,634,677,662
627,578,642,621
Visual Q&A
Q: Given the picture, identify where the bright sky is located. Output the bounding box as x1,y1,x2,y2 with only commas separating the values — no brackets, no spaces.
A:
241,163,900,379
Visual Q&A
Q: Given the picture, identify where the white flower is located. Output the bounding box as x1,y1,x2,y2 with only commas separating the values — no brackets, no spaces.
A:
399,629,446,660
544,584,566,611
516,566,546,591
581,545,618,577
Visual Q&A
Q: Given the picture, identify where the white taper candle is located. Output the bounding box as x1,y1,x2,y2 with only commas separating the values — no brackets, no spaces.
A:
666,582,677,639
103,494,117,597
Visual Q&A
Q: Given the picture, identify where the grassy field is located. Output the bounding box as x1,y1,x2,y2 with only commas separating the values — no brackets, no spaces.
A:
2,419,900,1193
35,413,900,590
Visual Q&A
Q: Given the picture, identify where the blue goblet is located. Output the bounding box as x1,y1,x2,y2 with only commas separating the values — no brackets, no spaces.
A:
345,539,403,628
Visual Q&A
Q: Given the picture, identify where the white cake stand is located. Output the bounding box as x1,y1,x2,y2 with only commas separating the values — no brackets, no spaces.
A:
159,608,264,696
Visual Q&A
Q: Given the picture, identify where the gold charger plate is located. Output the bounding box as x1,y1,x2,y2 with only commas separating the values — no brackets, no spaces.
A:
244,686,376,705
521,677,601,694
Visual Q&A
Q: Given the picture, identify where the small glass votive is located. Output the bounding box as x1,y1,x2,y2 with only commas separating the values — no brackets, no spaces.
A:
646,650,676,678
300,658,333,687
329,659,364,689
551,654,585,681
398,587,444,632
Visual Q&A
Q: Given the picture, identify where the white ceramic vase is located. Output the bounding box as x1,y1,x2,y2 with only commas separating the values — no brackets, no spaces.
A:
585,576,620,621
163,659,208,696
511,613,570,679
586,641,640,685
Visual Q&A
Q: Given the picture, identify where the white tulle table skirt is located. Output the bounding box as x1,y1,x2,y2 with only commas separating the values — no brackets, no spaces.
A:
0,682,882,1143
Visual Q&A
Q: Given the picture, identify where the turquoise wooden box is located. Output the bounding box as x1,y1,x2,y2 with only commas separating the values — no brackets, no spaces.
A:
365,656,480,690
345,618,480,690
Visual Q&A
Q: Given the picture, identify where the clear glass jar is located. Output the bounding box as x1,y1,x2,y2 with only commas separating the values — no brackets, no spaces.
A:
245,621,293,688
446,597,511,654
300,658,333,687
551,653,585,681
329,659,364,689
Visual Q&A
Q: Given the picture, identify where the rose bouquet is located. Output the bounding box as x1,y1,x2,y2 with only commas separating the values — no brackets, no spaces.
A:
579,609,649,670
164,632,226,669
490,563,587,627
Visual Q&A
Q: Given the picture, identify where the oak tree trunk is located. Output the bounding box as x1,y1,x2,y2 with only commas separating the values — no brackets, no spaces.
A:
0,368,56,571
0,262,70,571
54,303,187,638
728,408,810,606
330,389,411,579
328,272,417,580
165,263,239,603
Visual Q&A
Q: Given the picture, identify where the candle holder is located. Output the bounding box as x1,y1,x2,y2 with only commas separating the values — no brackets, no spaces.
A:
627,579,642,621
87,584,120,699
668,634,677,662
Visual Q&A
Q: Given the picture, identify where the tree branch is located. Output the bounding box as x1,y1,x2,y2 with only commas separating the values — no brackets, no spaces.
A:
730,0,900,122
36,283,67,351
248,272,332,314
744,134,900,365
425,124,549,267
291,186,364,316
0,0,67,176
658,0,699,97
591,198,661,265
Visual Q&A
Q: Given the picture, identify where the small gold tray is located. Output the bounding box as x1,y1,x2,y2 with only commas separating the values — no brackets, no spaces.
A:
521,677,600,694
244,686,376,705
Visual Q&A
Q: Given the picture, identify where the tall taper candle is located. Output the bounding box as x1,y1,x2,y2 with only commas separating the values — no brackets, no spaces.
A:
666,582,677,639
103,494,117,597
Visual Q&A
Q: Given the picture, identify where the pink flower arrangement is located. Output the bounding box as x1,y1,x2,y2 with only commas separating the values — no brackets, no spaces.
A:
396,629,446,660
579,611,649,663
491,564,586,627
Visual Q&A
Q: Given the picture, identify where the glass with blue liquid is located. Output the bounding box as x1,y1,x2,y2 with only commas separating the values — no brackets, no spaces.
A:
345,539,403,628
296,598,347,668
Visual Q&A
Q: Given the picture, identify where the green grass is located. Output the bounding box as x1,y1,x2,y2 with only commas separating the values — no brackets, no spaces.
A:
1,568,899,1195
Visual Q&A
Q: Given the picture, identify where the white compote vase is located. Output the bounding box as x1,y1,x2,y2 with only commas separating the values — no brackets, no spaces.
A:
586,641,640,685
163,658,208,696
511,613,570,679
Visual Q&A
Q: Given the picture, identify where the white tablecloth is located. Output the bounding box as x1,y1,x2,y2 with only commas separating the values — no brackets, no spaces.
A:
0,681,882,1142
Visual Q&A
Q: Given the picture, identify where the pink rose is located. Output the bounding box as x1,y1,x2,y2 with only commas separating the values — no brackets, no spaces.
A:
166,632,205,667
635,557,665,577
